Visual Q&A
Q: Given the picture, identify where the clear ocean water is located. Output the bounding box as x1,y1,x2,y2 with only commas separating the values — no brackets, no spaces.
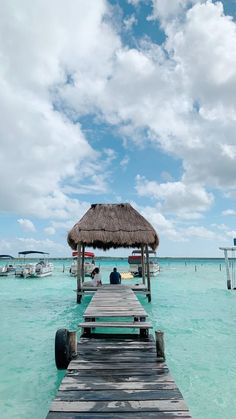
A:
0,258,235,419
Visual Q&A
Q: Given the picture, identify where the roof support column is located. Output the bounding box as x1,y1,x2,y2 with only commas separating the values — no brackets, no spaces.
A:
145,244,151,302
81,244,85,284
76,243,82,303
141,245,145,285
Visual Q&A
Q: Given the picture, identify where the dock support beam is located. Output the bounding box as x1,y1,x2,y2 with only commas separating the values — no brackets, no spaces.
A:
155,330,165,360
224,249,231,289
68,331,77,357
76,244,82,303
81,244,85,284
141,245,145,285
145,245,151,302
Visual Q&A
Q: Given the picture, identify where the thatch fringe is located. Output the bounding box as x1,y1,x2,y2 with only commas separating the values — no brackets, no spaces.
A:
67,203,159,251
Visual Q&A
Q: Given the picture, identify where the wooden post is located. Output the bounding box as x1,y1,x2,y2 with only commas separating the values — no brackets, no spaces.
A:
77,244,82,303
145,245,151,302
81,244,85,283
224,249,231,290
141,245,145,285
68,331,77,357
155,330,165,360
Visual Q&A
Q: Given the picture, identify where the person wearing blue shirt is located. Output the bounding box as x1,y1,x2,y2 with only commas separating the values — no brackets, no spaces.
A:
109,267,121,284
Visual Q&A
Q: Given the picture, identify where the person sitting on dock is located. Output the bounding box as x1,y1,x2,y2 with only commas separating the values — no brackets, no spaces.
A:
93,267,102,286
84,267,102,287
109,267,121,284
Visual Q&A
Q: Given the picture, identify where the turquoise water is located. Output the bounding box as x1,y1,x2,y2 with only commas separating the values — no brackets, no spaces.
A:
0,258,235,419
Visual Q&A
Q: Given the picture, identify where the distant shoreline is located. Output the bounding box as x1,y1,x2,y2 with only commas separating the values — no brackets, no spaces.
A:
13,256,226,260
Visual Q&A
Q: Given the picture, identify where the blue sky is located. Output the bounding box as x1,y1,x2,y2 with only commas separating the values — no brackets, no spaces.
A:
0,0,236,257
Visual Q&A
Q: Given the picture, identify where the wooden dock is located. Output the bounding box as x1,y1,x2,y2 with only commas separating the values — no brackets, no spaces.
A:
47,286,192,418
79,283,151,302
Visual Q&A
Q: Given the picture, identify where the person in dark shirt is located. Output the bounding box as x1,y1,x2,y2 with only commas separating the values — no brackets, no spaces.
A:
109,267,121,284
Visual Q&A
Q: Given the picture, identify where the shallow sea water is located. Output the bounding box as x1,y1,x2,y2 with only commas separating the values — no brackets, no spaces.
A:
0,258,235,419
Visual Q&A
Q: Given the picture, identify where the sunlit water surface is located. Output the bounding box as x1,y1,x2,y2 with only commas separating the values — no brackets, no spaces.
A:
0,258,235,419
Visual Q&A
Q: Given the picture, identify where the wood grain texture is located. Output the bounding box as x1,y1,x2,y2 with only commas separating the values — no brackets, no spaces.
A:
47,286,191,418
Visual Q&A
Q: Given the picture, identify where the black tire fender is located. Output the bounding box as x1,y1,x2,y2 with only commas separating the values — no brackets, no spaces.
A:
55,328,71,369
227,279,231,290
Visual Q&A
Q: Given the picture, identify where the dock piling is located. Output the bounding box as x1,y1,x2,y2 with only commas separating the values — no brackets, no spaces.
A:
155,330,165,360
68,331,77,357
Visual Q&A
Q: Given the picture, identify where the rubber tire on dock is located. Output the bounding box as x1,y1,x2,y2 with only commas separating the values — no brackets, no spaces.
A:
55,328,71,369
227,279,231,290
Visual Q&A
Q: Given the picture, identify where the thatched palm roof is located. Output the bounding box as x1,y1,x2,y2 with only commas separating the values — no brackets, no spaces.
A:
67,203,159,251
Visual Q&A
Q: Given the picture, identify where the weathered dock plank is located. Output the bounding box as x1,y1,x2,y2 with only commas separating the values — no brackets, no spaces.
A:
47,286,192,418
50,399,189,413
47,413,192,418
59,379,176,391
55,389,182,401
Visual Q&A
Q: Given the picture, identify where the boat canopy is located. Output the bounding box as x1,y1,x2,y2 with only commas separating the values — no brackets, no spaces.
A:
219,247,236,251
0,254,14,259
72,251,95,258
128,255,144,264
18,251,49,256
132,250,156,255
128,249,157,264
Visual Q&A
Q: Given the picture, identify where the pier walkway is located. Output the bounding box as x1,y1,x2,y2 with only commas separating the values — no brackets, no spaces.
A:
79,283,151,302
47,285,192,418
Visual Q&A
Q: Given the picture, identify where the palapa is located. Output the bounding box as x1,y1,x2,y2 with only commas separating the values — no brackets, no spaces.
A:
67,203,159,251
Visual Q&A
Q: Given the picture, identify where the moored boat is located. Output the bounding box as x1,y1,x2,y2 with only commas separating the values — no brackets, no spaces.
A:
0,255,15,276
70,251,96,277
128,249,160,277
15,251,54,278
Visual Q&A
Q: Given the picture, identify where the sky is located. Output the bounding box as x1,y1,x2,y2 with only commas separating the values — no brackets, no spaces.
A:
1,0,236,258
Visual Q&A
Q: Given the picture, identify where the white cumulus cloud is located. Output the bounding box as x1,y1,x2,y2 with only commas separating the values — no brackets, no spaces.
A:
0,0,119,219
222,209,236,216
135,175,213,219
44,227,56,236
17,219,36,232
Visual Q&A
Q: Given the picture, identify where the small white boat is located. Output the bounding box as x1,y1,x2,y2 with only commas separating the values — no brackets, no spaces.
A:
0,255,15,276
15,251,54,278
70,251,96,277
128,250,160,277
